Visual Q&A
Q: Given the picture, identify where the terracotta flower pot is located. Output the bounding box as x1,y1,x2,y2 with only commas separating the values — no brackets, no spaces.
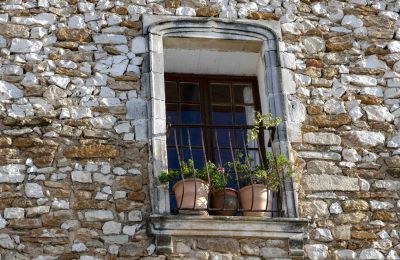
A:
172,178,209,215
211,188,238,216
239,184,272,217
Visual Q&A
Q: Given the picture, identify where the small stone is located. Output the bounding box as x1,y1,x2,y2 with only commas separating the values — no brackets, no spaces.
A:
303,132,341,145
4,208,24,219
369,200,394,211
303,174,359,191
305,244,328,260
85,210,114,221
72,242,87,252
359,248,384,260
128,210,142,221
0,81,23,101
342,15,363,28
302,37,325,54
48,75,70,89
122,225,137,236
342,148,360,162
71,171,92,183
0,234,15,249
336,249,356,260
176,7,196,16
102,221,122,235
329,202,343,214
315,228,333,242
131,36,146,54
25,183,45,198
10,39,42,53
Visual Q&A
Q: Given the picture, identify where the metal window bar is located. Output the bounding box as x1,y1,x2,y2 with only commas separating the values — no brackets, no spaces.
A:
166,124,284,217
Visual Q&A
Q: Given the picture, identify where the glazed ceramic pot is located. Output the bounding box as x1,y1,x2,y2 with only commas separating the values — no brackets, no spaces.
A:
173,178,209,215
239,184,272,217
211,188,238,216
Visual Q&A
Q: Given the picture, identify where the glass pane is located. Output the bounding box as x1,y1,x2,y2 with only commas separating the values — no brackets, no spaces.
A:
213,149,233,166
181,105,201,124
210,83,231,104
233,84,254,104
182,149,205,169
214,128,232,148
166,104,179,124
167,148,180,169
182,127,202,146
212,105,233,125
235,105,255,125
180,82,200,102
165,81,178,101
167,127,180,146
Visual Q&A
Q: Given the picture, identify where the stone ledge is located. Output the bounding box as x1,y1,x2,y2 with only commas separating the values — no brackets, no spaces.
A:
149,215,308,256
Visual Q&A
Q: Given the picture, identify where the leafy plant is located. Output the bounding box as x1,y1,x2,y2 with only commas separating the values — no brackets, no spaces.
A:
224,112,294,192
159,159,209,184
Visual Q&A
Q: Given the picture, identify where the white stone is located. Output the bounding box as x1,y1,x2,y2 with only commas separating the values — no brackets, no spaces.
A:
361,87,383,97
294,74,311,87
85,210,114,221
315,228,333,242
93,34,127,44
237,2,258,18
21,72,38,87
131,37,146,54
329,202,343,214
303,174,359,191
52,200,69,210
113,167,126,175
324,99,346,114
48,75,70,89
302,37,325,54
387,250,400,260
10,39,42,53
288,98,306,123
90,115,117,129
342,148,360,162
373,180,400,191
359,248,384,260
341,74,377,87
70,107,93,119
0,164,25,183
388,136,400,148
122,225,138,236
128,210,142,221
25,183,44,198
11,13,55,26
68,15,86,29
219,5,237,19
0,234,15,249
345,131,385,147
364,105,394,122
61,220,79,230
305,244,328,260
4,208,24,219
0,215,6,229
357,55,388,69
71,171,92,183
176,7,196,16
349,107,363,121
359,179,370,191
281,22,301,35
102,221,122,235
369,200,394,211
72,242,87,252
388,41,400,53
336,249,356,260
388,78,400,88
114,122,131,134
298,151,341,161
326,6,344,22
303,132,341,145
341,15,363,28
311,3,327,16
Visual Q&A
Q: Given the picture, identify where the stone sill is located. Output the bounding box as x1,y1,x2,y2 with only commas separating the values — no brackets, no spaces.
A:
149,214,308,239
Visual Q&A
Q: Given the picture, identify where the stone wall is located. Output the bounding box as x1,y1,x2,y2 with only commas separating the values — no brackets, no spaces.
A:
1,0,400,259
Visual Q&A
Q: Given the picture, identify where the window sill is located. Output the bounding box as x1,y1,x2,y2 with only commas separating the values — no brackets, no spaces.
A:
149,214,308,256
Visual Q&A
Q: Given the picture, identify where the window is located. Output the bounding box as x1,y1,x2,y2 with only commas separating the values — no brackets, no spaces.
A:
165,74,261,169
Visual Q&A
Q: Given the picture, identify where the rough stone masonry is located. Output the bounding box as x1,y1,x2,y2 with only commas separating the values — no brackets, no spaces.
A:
0,0,400,259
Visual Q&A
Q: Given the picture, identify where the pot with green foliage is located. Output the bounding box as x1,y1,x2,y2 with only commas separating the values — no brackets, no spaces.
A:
159,159,210,215
226,112,295,217
209,164,238,216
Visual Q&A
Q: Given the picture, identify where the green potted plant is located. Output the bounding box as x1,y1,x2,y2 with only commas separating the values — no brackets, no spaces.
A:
226,112,295,216
209,164,238,216
159,159,209,215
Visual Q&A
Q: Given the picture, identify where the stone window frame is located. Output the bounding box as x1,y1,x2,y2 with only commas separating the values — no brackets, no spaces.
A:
143,15,299,218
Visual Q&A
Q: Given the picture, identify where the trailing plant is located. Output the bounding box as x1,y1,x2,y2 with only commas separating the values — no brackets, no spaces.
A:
225,112,295,191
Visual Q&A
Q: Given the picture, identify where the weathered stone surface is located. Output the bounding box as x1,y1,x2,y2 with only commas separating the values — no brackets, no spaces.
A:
0,24,29,38
301,200,329,217
197,238,240,254
0,165,25,183
84,210,114,221
10,39,42,53
56,28,91,43
341,131,385,147
307,161,342,175
64,145,118,159
25,183,44,198
305,244,328,260
0,81,23,100
342,200,369,211
303,174,359,191
359,248,384,260
303,132,341,145
336,212,369,224
115,176,142,191
311,115,352,127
